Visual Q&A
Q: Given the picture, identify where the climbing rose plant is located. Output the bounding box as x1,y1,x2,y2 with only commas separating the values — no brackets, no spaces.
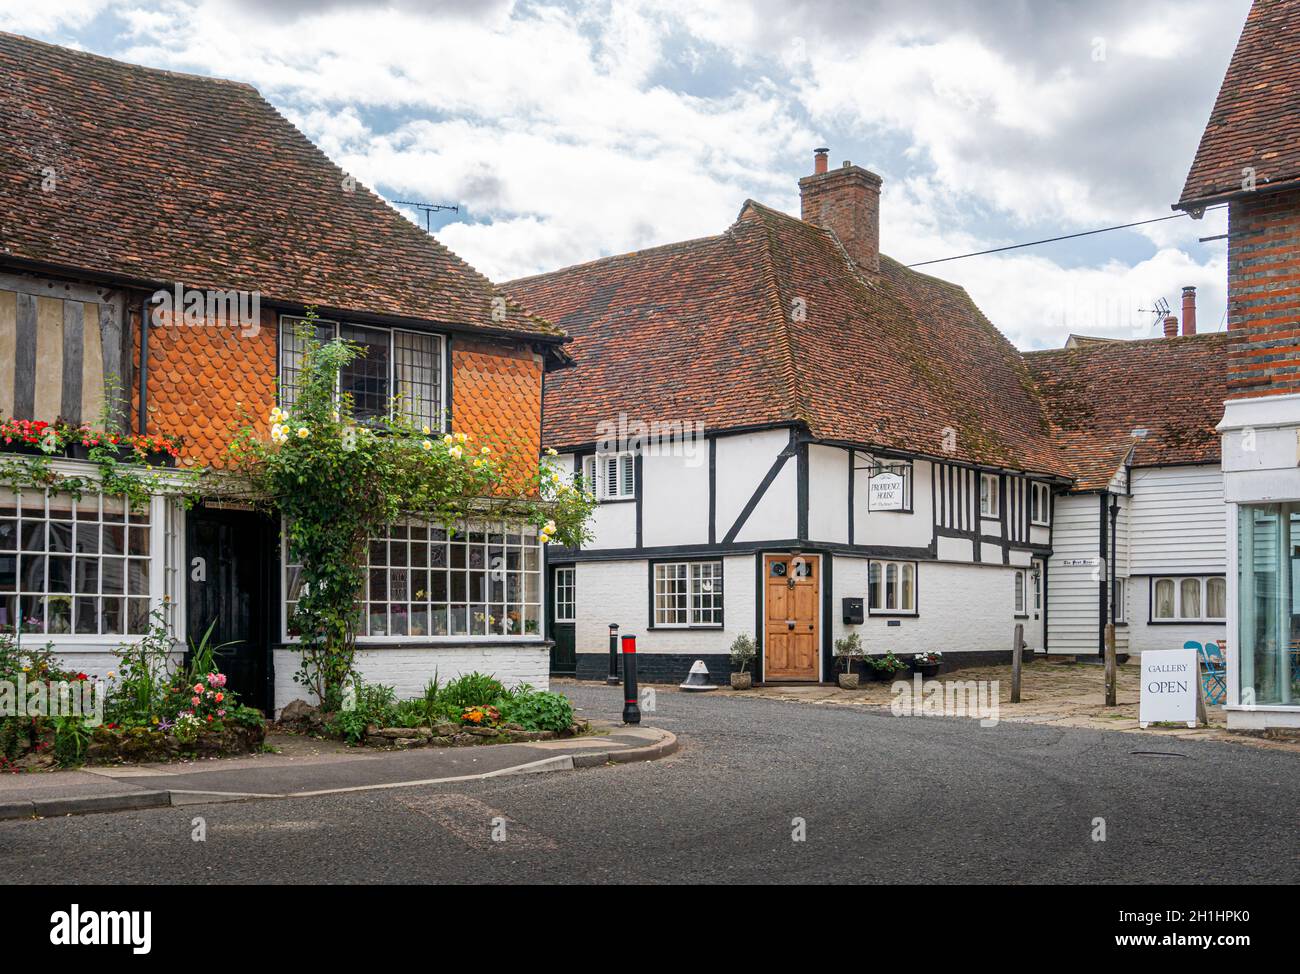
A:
228,316,594,707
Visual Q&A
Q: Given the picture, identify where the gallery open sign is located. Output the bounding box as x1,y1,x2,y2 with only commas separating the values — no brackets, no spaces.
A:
1138,648,1199,729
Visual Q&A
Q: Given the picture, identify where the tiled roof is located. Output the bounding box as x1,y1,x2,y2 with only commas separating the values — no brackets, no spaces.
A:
508,200,1067,476
1177,0,1300,206
1024,333,1229,490
0,32,559,341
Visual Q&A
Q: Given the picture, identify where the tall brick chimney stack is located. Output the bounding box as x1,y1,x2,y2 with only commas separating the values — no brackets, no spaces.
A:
1181,286,1197,336
1163,315,1179,337
799,149,883,275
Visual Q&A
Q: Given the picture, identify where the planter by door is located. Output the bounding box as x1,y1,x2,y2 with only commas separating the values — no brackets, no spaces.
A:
186,504,274,713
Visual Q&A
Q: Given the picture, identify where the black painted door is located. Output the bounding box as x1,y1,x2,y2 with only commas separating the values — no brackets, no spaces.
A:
549,564,576,674
186,505,273,713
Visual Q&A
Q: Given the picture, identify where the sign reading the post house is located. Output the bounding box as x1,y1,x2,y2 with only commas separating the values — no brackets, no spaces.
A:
868,472,905,511
1138,648,1198,728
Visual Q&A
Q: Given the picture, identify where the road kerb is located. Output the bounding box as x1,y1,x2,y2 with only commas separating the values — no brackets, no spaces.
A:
29,790,172,818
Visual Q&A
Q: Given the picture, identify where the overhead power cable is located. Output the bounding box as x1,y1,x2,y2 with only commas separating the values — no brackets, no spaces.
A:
906,204,1227,267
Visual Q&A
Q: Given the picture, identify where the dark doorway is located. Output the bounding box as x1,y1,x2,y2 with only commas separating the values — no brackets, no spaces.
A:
549,564,576,675
186,504,275,714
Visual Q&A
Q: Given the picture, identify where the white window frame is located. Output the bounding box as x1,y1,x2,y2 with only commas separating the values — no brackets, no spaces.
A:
278,315,447,432
1151,575,1225,623
1030,482,1051,526
583,450,636,502
1014,570,1026,616
553,566,575,623
0,479,169,646
281,518,544,643
1113,577,1127,624
652,560,723,628
979,472,1000,518
867,559,917,616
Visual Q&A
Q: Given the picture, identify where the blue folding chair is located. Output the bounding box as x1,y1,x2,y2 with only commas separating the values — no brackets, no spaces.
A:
1187,640,1227,706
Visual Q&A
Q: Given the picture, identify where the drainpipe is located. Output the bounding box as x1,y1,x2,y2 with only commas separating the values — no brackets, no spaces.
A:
138,294,151,435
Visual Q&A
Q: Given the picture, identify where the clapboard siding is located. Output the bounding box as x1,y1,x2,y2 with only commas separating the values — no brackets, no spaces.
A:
1046,493,1100,655
1128,465,1226,574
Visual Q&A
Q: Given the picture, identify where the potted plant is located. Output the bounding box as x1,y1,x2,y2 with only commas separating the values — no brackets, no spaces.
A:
835,632,864,689
869,651,908,681
728,633,757,690
912,651,943,679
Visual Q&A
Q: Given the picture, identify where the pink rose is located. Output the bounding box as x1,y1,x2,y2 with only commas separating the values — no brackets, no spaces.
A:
191,696,200,706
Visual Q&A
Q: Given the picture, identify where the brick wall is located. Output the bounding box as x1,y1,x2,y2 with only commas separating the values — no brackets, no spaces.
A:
1227,187,1300,398
798,164,882,274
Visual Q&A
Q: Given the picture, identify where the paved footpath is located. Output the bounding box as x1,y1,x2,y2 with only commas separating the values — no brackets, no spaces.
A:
0,722,675,819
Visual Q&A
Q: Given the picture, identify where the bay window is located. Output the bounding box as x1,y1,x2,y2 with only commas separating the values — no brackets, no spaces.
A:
284,520,542,640
0,489,158,636
1237,504,1299,707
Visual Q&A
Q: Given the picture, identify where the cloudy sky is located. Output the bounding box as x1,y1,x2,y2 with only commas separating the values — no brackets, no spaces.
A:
1,0,1249,348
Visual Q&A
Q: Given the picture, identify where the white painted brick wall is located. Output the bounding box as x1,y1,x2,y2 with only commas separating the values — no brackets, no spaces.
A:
273,645,549,712
575,556,756,655
832,556,1024,657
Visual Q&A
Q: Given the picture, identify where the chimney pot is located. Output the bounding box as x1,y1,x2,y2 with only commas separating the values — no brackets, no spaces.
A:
813,148,828,175
1163,315,1179,338
1181,285,1197,336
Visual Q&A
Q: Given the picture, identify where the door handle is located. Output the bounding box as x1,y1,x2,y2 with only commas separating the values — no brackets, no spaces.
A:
786,619,795,630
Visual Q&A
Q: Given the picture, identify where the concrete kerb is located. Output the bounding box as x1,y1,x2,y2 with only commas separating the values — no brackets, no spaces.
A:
0,728,678,820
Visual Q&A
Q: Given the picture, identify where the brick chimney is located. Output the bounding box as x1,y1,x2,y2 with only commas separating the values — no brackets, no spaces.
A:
1163,314,1179,337
1181,286,1197,336
799,149,883,275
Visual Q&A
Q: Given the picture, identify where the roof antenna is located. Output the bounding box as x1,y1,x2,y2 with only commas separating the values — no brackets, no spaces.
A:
1137,296,1171,332
394,199,460,233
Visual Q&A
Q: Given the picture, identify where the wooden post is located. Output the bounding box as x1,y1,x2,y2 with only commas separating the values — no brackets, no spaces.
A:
1104,623,1117,707
1195,656,1209,727
1011,623,1023,704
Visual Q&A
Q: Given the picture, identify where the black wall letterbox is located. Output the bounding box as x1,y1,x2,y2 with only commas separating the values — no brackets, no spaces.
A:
842,597,864,625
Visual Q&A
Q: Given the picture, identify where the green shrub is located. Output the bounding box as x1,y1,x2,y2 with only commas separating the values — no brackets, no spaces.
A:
440,672,505,710
329,681,398,744
497,690,574,733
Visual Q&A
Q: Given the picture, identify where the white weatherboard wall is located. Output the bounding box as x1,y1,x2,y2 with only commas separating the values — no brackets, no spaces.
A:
1127,466,1226,574
573,556,756,655
273,646,549,712
1047,493,1101,656
832,556,1024,656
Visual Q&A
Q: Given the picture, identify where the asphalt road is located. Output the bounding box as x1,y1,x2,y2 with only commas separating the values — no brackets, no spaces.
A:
3,683,1296,884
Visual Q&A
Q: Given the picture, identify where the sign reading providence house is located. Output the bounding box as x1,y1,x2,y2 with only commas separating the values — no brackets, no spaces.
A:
1139,649,1199,729
868,472,904,511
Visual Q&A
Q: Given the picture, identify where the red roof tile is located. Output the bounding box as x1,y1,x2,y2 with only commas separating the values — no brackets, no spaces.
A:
1177,0,1300,206
0,32,559,341
508,200,1067,475
1024,333,1228,490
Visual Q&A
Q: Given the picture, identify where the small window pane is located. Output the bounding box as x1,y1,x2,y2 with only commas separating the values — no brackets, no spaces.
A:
1154,579,1175,619
1206,577,1226,619
1179,578,1201,619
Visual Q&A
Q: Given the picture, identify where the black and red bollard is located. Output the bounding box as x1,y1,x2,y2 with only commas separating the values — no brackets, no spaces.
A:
621,633,640,724
606,623,620,685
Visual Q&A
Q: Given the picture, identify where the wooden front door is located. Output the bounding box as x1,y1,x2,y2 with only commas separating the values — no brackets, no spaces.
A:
764,554,820,681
